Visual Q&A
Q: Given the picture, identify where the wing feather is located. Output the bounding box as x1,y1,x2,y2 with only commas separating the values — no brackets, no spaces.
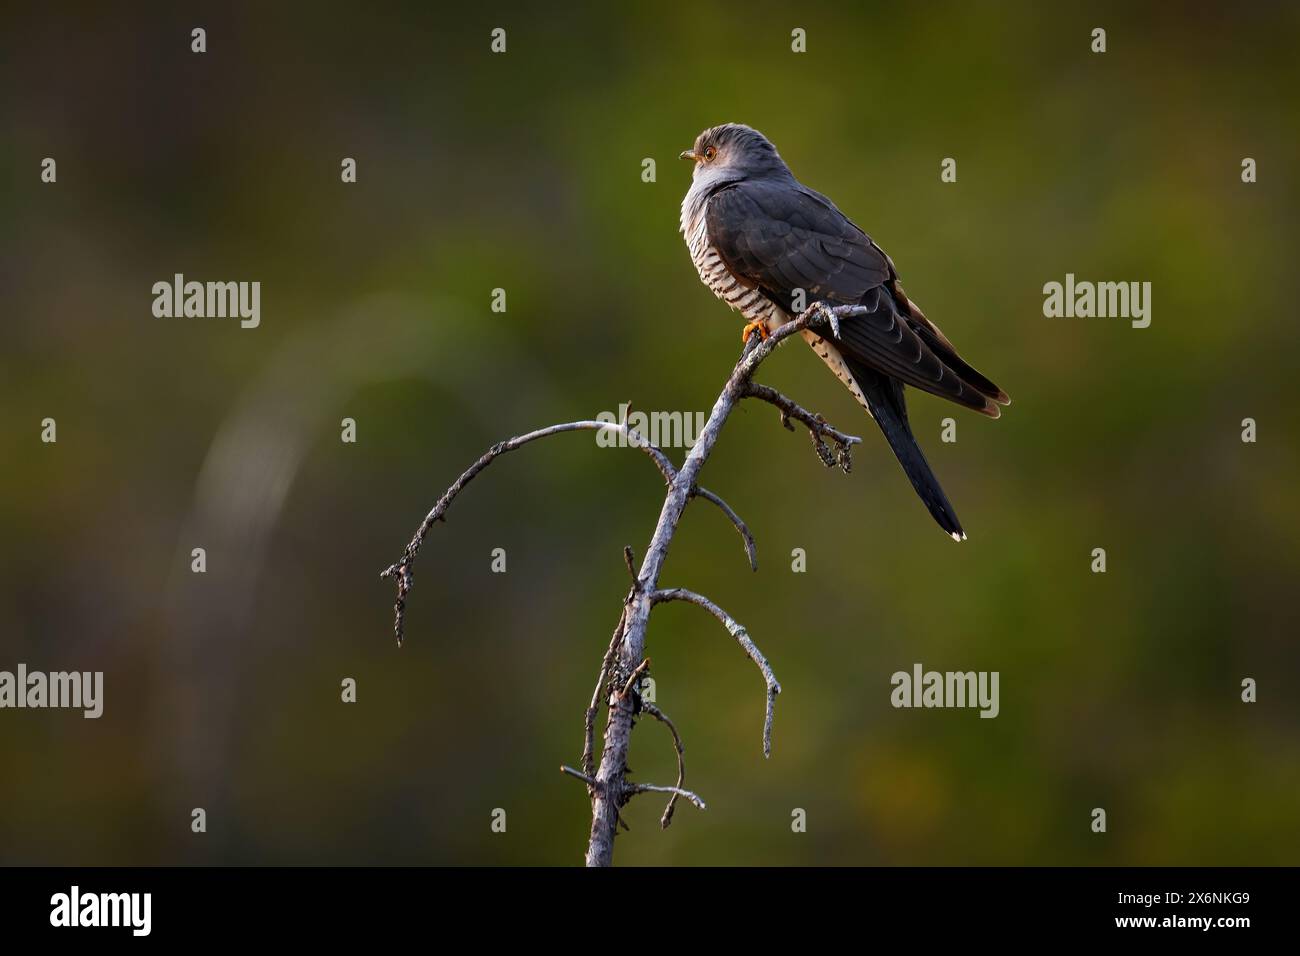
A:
704,180,1006,414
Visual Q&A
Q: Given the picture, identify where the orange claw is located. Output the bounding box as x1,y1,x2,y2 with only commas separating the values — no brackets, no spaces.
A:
741,319,770,343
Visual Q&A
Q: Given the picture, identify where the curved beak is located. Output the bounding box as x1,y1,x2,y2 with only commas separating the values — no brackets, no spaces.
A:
679,149,699,162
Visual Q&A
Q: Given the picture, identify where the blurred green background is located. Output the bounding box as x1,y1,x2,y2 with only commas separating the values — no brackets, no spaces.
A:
1,2,1297,865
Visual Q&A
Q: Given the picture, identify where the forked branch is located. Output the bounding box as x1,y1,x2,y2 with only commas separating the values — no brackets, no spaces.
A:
381,302,865,865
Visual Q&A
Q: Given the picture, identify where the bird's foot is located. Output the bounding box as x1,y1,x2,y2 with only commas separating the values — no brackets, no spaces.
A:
741,319,770,343
816,303,841,339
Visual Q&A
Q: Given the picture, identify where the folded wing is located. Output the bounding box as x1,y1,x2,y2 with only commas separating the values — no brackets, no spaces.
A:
704,180,1009,416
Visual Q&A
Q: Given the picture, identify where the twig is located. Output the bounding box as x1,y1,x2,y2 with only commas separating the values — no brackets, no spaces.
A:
625,782,707,811
619,659,651,701
560,764,599,787
642,702,687,829
651,587,782,759
560,764,706,813
691,486,758,570
742,382,861,472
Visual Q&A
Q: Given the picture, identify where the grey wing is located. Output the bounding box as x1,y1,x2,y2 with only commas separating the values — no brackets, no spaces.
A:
704,180,1008,415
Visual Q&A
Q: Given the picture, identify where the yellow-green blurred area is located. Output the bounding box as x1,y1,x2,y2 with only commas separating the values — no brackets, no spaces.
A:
1,2,1297,865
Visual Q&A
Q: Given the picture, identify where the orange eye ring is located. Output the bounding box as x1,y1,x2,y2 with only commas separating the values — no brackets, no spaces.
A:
703,146,717,161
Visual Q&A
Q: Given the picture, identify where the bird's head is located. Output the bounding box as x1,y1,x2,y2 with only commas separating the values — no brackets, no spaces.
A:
680,124,789,184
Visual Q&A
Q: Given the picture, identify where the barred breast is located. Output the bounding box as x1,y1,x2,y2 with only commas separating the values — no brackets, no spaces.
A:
681,193,870,413
683,202,783,331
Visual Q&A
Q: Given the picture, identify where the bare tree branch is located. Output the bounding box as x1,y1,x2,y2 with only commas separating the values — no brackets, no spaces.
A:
642,701,687,829
560,764,600,787
582,303,859,865
742,382,861,472
384,301,864,865
651,587,782,759
379,419,752,646
625,782,707,811
560,764,706,813
691,486,758,570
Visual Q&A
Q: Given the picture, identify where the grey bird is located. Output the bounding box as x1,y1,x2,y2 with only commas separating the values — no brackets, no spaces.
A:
680,123,1009,541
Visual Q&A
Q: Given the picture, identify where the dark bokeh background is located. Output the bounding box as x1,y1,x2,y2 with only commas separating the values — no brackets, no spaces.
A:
1,2,1297,865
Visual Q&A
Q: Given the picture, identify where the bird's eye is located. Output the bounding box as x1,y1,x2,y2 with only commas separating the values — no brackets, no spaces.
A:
703,146,717,161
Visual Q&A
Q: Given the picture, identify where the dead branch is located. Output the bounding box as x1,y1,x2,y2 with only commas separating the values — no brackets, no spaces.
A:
743,382,860,472
380,420,753,646
559,764,600,787
625,782,706,810
642,701,687,829
582,303,859,865
651,587,782,759
560,764,706,813
690,486,758,570
382,301,864,865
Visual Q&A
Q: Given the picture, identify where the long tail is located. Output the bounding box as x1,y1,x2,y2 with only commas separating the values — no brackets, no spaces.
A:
849,358,966,541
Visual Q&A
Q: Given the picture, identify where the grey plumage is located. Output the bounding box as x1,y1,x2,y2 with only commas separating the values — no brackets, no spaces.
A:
679,123,1009,540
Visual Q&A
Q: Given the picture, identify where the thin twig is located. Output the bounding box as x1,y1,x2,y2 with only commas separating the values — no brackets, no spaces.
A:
642,702,687,829
743,382,861,472
561,764,706,813
651,587,782,759
619,659,651,701
625,782,707,811
560,764,599,787
691,486,758,570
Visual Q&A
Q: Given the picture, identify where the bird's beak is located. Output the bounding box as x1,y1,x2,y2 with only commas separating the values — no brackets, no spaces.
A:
679,149,699,162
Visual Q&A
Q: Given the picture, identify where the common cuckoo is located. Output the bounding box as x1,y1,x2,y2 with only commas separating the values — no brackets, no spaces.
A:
680,123,1009,541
